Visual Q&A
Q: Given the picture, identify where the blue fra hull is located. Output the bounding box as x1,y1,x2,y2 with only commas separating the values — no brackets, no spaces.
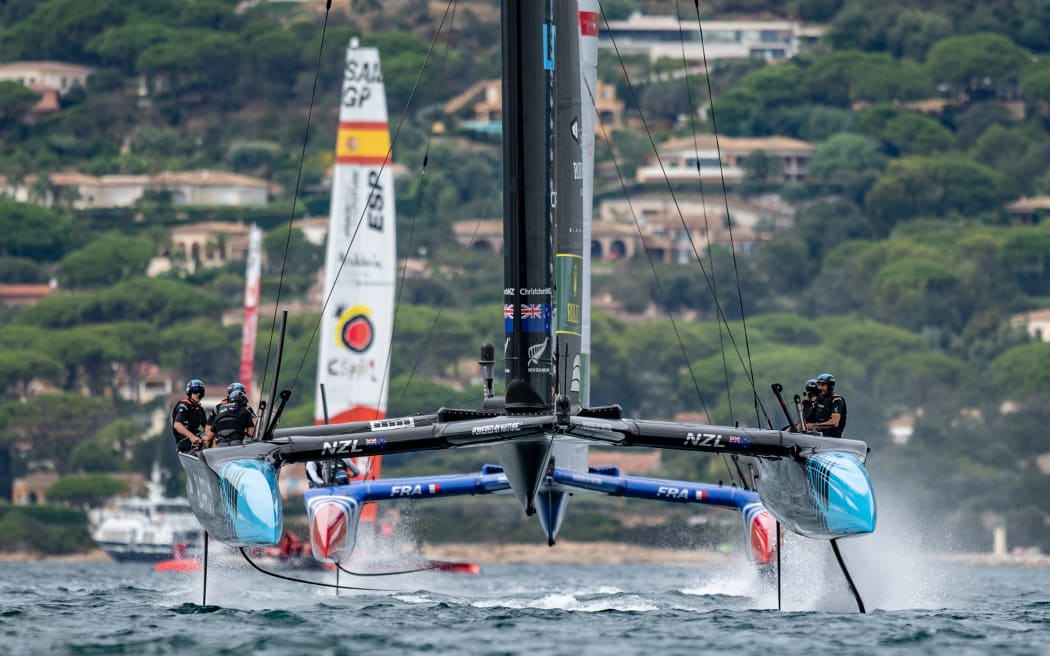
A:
755,452,876,539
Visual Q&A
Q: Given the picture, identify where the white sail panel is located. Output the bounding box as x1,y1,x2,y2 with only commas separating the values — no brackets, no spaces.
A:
578,0,599,405
316,40,396,429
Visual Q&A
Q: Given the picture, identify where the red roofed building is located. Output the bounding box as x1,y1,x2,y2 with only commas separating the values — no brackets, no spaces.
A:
0,283,55,306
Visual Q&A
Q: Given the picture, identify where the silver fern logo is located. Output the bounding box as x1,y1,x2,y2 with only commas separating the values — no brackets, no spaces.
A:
528,338,548,365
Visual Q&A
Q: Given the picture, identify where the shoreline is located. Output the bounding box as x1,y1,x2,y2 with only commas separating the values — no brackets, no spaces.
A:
1,544,1048,567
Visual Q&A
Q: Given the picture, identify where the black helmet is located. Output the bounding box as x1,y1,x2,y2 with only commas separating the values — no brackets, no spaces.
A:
804,378,819,395
185,379,205,396
816,372,835,390
228,389,246,405
227,382,246,396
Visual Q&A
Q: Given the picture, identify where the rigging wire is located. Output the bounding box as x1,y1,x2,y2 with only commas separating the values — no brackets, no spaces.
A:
276,0,462,409
693,4,764,429
597,4,773,429
585,79,712,423
391,183,502,415
382,0,459,417
257,0,334,405
675,0,737,485
674,0,735,428
237,547,397,591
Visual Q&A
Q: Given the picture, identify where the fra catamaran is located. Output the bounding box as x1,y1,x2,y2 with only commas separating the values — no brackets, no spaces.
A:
179,0,876,609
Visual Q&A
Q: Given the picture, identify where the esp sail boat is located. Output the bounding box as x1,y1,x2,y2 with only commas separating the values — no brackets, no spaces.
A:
179,0,876,606
308,37,394,552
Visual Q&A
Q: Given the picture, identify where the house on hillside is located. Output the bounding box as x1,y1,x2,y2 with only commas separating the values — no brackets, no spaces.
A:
1006,196,1050,225
1011,308,1050,342
0,61,93,93
0,170,272,209
443,78,623,134
0,61,93,122
11,472,59,505
147,221,253,276
598,15,823,65
452,193,789,263
0,283,55,307
637,134,813,185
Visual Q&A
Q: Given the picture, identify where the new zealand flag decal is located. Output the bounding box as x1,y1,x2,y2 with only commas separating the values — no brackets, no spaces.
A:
504,303,551,333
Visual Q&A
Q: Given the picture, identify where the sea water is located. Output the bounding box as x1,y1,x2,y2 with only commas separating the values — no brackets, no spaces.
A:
1,549,1046,656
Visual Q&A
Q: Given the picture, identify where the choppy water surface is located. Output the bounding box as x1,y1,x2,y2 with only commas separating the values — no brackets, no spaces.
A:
1,541,1047,656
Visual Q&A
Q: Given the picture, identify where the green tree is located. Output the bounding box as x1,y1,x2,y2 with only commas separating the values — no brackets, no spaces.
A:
969,125,1050,199
46,474,128,509
822,319,924,375
871,257,960,330
873,351,977,406
884,9,952,60
242,27,303,99
988,342,1050,398
86,22,173,74
1020,61,1050,111
40,327,131,394
0,80,39,132
1001,226,1050,295
57,232,155,289
638,77,705,127
0,0,133,61
741,149,783,184
864,157,1007,232
0,199,77,261
1,393,114,475
925,33,1030,98
0,256,47,283
808,133,887,200
879,113,956,156
0,350,63,398
850,55,933,103
709,86,764,136
158,322,239,383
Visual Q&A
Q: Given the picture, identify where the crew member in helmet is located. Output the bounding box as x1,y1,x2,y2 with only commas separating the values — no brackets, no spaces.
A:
171,379,208,453
797,378,823,432
809,372,847,438
206,383,256,447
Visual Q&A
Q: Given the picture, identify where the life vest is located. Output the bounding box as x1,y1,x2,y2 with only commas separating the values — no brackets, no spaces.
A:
171,399,205,439
212,400,250,444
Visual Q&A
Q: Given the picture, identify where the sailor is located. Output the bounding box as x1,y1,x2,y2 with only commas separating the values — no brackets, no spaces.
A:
797,378,823,433
171,379,208,453
810,372,847,438
206,386,256,447
305,458,361,487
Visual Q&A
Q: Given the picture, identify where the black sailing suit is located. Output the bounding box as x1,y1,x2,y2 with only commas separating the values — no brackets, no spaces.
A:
171,399,207,453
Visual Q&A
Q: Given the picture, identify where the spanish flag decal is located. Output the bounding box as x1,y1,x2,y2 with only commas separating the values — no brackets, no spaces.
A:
336,121,391,165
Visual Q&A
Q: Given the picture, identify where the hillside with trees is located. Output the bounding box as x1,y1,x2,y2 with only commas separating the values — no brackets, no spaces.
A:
0,0,1049,554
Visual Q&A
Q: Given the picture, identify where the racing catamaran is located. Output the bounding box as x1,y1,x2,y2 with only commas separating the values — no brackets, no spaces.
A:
179,0,876,606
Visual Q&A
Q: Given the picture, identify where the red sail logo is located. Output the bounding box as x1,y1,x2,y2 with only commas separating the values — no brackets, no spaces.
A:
336,305,375,353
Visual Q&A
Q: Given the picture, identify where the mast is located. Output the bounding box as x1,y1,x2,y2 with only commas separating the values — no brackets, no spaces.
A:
502,0,555,414
238,224,262,396
578,0,599,407
554,0,585,409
